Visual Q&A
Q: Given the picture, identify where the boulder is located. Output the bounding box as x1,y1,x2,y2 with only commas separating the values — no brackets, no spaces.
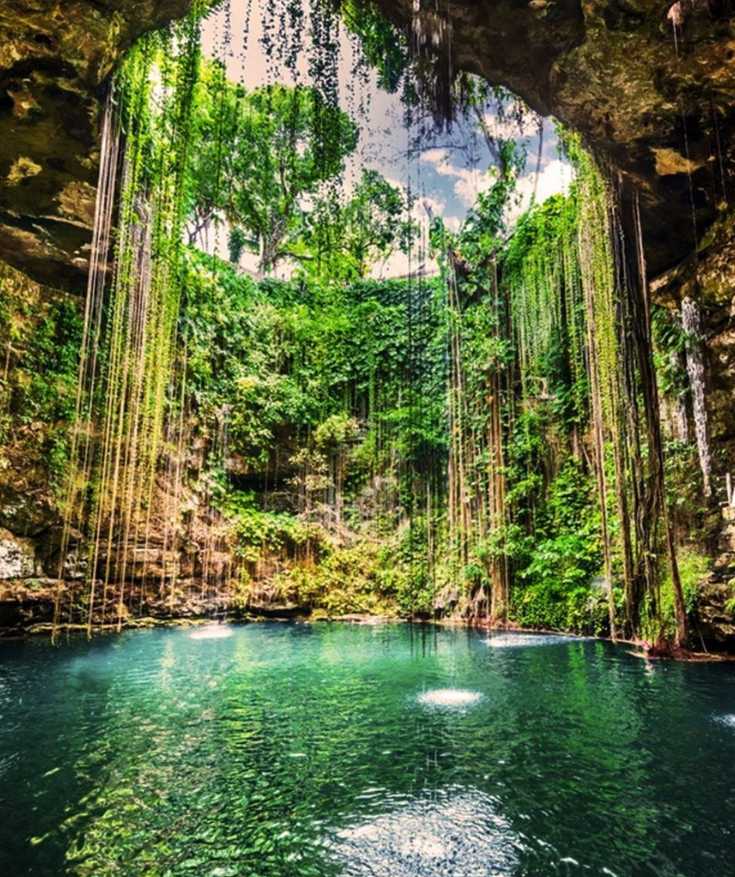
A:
697,577,735,649
0,527,37,578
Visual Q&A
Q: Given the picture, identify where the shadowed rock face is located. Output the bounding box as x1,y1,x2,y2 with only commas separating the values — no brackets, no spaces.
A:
0,0,192,290
1,1,734,280
375,0,735,275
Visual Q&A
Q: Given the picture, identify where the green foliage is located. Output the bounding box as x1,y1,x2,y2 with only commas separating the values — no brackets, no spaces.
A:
268,523,436,619
226,491,318,563
174,242,453,618
511,576,610,634
503,193,586,424
652,304,689,401
641,549,710,642
504,409,545,511
298,170,416,283
275,540,400,617
187,66,358,274
10,299,81,427
180,250,447,471
510,461,605,633
0,274,82,491
314,413,359,449
340,0,408,93
725,580,735,617
664,439,709,540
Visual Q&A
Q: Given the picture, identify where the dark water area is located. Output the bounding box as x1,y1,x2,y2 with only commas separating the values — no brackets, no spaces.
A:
1,623,734,876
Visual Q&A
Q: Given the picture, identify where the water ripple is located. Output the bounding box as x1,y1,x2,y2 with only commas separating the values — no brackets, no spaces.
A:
0,623,733,876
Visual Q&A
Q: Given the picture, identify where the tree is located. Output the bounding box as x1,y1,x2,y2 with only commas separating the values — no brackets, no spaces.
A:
297,169,416,282
187,63,358,275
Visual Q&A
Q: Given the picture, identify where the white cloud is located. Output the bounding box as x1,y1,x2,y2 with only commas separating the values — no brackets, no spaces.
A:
421,148,457,177
507,158,572,225
453,167,494,207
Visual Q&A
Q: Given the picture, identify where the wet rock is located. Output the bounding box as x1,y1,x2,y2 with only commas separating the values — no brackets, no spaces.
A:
34,529,87,580
96,545,181,581
651,213,735,496
247,600,304,619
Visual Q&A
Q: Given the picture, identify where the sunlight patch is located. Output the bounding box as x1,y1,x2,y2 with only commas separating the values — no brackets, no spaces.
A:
329,791,518,876
485,633,577,649
417,688,482,708
715,713,735,728
189,624,233,640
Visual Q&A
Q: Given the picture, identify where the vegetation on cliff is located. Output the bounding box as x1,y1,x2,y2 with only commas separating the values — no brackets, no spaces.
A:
0,0,727,651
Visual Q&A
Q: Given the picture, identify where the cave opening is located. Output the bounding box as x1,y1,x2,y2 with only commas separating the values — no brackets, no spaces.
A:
3,1,735,875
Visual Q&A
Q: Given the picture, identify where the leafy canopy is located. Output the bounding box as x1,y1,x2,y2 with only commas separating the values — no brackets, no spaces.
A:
297,169,417,283
187,62,358,274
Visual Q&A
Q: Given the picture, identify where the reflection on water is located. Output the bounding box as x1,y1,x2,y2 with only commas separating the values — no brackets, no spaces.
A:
485,633,584,648
189,622,234,640
331,789,518,876
416,688,482,708
0,623,734,876
716,713,735,728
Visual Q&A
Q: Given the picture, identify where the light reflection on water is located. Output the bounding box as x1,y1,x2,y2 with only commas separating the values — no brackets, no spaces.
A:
0,623,734,876
416,688,482,708
331,789,518,876
485,633,585,648
189,622,234,640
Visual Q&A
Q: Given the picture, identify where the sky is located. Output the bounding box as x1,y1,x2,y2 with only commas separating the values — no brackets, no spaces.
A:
200,0,572,277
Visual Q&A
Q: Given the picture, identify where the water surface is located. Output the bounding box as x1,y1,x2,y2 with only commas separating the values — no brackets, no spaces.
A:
1,623,734,876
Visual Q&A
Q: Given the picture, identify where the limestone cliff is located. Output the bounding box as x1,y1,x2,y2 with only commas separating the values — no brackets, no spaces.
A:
377,0,735,276
0,0,191,290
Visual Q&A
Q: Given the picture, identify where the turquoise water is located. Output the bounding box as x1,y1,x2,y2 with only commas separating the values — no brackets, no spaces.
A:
1,623,734,876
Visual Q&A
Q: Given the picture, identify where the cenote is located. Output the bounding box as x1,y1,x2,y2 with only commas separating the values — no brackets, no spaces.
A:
1,623,735,876
6,0,735,873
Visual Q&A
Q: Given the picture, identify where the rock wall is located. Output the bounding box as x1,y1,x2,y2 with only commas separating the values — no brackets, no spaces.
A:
649,210,735,648
0,258,239,633
1,1,735,284
0,527,38,578
378,0,735,276
0,0,192,290
652,211,735,483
